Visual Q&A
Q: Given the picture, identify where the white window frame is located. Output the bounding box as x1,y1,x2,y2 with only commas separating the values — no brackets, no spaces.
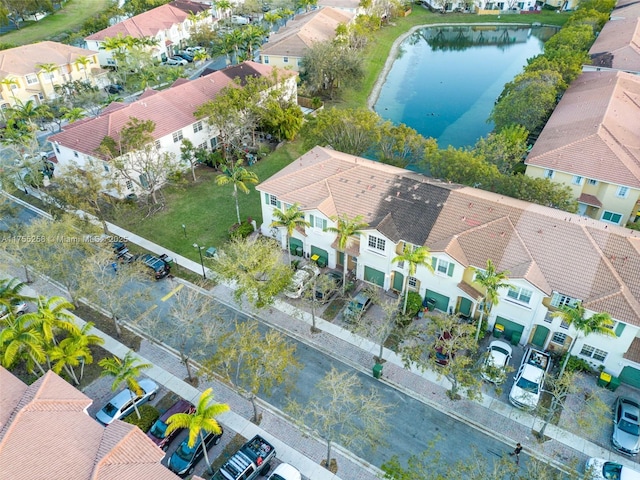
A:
551,332,567,344
172,130,183,143
283,56,288,63
507,286,532,305
408,276,418,288
587,179,598,186
544,169,554,179
572,175,583,185
550,292,579,309
125,180,133,190
154,140,161,149
368,235,385,252
268,194,278,206
26,74,38,85
193,121,203,133
435,258,450,276
616,186,629,198
580,344,607,362
263,56,269,64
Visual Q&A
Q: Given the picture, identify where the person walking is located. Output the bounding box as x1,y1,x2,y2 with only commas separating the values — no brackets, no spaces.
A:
509,442,523,464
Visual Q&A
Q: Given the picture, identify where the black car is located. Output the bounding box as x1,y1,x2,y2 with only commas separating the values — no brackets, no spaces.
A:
104,84,124,94
167,428,224,477
314,271,343,302
175,51,194,62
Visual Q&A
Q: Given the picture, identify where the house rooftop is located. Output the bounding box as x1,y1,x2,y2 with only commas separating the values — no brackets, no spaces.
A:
260,7,354,58
85,0,210,41
0,41,98,78
588,0,640,72
0,367,182,480
525,70,640,189
259,146,640,325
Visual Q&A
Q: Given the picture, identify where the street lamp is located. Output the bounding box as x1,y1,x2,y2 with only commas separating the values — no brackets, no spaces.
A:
193,243,206,280
181,224,186,238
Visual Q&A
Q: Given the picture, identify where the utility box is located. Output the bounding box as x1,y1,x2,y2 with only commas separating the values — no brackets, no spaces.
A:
373,363,383,379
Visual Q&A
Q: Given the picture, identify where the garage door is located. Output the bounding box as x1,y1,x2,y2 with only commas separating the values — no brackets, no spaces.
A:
424,290,449,312
364,266,384,287
619,366,640,389
495,316,524,342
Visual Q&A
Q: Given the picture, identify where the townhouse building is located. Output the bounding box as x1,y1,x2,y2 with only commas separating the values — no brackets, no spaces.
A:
525,70,640,226
0,41,102,109
259,7,355,72
48,62,296,198
85,0,213,67
257,146,640,386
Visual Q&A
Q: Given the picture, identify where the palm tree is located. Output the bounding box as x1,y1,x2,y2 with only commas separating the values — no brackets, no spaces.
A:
215,161,259,224
74,56,92,81
23,296,77,348
472,259,512,341
165,388,229,474
62,107,86,124
552,302,615,378
392,246,434,314
0,277,32,310
242,25,268,59
327,214,369,292
0,77,20,104
0,315,47,375
48,336,92,385
214,0,232,19
36,63,58,99
67,321,104,380
270,202,310,265
99,351,152,419
263,11,281,30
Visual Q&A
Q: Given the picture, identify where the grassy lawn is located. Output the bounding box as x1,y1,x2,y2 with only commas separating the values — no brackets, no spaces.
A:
109,140,307,262
0,0,111,46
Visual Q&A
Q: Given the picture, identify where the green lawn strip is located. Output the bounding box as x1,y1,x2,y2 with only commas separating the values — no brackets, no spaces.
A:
0,0,111,46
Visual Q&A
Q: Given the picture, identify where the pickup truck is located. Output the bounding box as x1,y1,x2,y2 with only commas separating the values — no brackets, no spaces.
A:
509,347,551,410
140,253,171,280
212,435,276,480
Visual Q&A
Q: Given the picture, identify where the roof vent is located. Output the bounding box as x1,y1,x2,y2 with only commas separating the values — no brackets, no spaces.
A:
468,203,473,208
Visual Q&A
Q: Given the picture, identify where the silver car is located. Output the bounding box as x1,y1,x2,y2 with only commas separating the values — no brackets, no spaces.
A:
613,396,640,455
95,378,159,426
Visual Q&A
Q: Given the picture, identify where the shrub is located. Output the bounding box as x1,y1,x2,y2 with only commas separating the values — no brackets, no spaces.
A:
404,291,423,317
123,404,160,432
229,221,254,239
564,354,594,373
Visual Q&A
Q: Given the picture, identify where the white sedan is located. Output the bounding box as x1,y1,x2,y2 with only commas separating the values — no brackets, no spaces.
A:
284,264,320,299
481,340,513,384
267,463,301,480
585,457,640,480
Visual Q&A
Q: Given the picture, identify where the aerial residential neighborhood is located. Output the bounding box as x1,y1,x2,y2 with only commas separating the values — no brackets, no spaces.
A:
1,0,640,478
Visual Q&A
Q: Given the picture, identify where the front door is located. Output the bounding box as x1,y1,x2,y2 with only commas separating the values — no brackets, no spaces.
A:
530,325,549,348
392,271,404,292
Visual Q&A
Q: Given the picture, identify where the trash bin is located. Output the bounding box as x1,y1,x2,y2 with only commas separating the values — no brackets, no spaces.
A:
373,363,383,379
425,298,437,311
205,247,217,258
510,332,522,346
607,376,621,392
493,324,504,338
597,372,611,388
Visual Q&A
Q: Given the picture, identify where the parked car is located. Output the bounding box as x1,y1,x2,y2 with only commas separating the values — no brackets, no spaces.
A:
267,463,301,480
481,340,513,384
167,428,224,477
613,396,640,456
284,264,319,299
146,399,195,450
0,299,28,320
231,14,249,24
104,84,124,94
433,331,454,366
185,46,205,55
342,291,372,322
585,457,640,480
175,51,194,62
166,57,188,66
314,271,343,302
95,378,159,426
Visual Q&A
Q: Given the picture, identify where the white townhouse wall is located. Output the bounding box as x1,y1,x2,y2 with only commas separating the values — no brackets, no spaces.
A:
257,146,640,383
49,62,293,198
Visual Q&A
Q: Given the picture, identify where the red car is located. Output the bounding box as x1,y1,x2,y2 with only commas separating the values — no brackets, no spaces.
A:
434,331,454,366
147,399,195,450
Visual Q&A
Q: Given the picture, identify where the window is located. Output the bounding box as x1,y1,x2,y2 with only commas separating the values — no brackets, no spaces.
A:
408,276,417,288
580,344,607,362
432,257,454,277
551,332,567,344
264,193,280,208
263,56,269,64
73,151,79,158
154,140,161,149
283,56,288,63
308,214,326,230
126,180,133,190
368,235,385,252
572,175,583,185
616,186,629,198
193,121,203,133
588,179,598,186
544,169,554,179
103,163,109,172
550,292,579,308
26,74,38,85
601,211,622,225
10,82,18,90
507,286,532,304
198,142,207,150
44,71,55,80
172,130,183,143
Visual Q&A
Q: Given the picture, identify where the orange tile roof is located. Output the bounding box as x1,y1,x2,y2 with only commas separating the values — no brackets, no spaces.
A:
48,62,280,157
259,146,640,325
0,368,180,480
0,41,98,78
260,8,354,58
525,70,640,188
589,1,640,72
85,0,210,41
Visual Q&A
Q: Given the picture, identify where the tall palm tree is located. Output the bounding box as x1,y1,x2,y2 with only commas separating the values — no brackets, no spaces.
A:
165,388,229,474
215,161,259,224
0,77,20,104
67,321,104,380
99,351,152,419
552,302,615,378
242,25,268,59
327,214,369,292
62,107,86,124
0,315,47,375
48,336,92,385
36,63,58,99
392,246,434,314
214,0,232,18
472,259,512,341
23,296,77,348
0,277,32,310
270,202,310,265
74,56,92,81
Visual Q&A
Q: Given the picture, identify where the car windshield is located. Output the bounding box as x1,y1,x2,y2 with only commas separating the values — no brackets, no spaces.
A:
618,419,640,436
175,440,198,461
102,402,118,417
602,462,622,479
515,377,538,394
149,420,168,438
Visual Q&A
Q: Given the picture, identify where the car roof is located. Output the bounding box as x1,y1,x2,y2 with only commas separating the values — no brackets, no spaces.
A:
107,378,157,407
159,398,193,422
521,364,545,382
353,292,370,302
269,463,301,480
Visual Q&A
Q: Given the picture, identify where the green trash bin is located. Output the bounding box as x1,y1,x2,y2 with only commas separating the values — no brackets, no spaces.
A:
510,332,522,346
493,324,504,338
597,372,611,388
607,376,621,392
373,363,383,379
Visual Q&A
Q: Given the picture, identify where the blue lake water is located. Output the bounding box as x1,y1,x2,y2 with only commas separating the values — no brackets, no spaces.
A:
374,25,557,148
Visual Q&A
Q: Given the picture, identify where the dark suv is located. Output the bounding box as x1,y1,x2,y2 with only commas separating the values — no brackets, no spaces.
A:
146,399,195,450
167,428,224,477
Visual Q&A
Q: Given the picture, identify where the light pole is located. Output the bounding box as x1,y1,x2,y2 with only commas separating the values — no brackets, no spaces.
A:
181,224,186,238
193,243,206,280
